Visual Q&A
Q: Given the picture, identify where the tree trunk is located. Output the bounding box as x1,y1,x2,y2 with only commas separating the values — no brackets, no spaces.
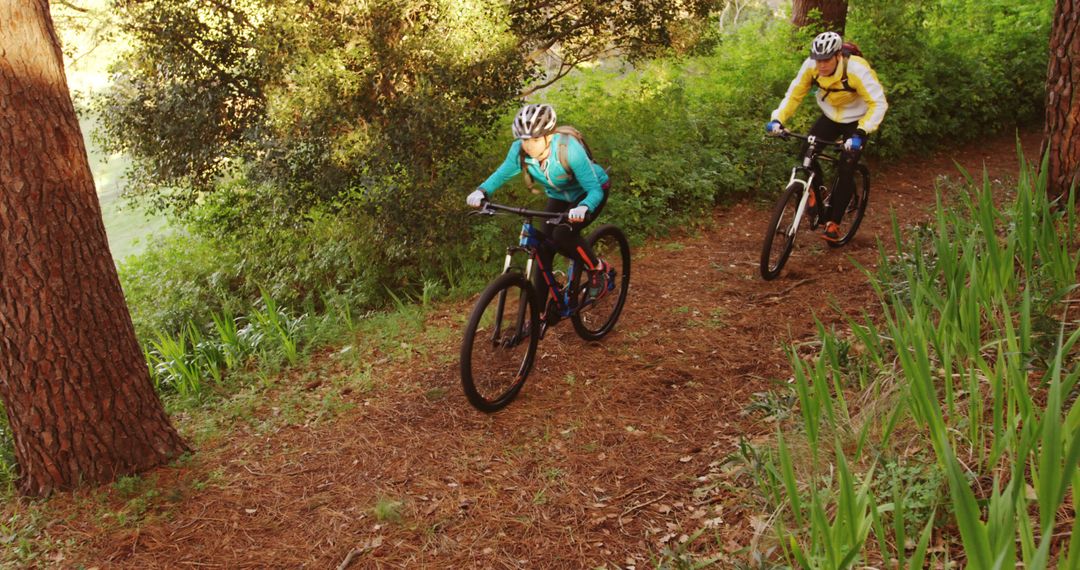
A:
0,0,188,496
791,0,849,34
1041,0,1080,200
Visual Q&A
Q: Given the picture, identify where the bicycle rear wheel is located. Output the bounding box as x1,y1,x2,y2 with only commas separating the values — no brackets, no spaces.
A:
460,272,539,412
571,224,631,341
760,182,804,280
827,164,870,248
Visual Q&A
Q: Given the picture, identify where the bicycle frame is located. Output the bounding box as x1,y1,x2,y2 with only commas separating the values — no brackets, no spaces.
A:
503,218,583,320
474,201,598,340
781,135,826,241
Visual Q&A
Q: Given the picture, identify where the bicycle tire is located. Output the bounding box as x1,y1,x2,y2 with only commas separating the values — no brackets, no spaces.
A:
460,272,540,412
571,224,631,341
827,164,870,248
760,182,804,280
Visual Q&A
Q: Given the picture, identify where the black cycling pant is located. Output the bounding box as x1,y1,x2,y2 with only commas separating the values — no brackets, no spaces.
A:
532,182,609,308
803,115,863,224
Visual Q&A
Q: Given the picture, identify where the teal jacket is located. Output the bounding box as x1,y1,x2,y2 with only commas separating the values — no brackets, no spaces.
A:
479,134,609,212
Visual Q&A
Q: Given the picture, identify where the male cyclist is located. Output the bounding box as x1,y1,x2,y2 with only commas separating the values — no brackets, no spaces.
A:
466,104,612,314
766,31,888,242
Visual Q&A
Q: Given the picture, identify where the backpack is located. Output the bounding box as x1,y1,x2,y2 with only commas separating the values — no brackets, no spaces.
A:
816,41,864,96
520,126,597,194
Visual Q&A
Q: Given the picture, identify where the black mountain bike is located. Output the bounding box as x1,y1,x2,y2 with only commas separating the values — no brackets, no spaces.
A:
460,201,631,412
760,130,870,280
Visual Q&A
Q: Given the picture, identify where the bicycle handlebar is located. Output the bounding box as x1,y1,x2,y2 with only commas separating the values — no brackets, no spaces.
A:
772,129,844,146
473,201,568,223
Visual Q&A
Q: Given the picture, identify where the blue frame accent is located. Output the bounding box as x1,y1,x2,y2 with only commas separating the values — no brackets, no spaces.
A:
512,220,590,318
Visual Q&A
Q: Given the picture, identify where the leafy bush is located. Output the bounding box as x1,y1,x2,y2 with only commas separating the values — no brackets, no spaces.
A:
848,0,1053,158
119,232,246,340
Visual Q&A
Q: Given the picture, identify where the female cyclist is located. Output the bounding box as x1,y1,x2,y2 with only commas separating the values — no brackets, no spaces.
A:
466,104,611,311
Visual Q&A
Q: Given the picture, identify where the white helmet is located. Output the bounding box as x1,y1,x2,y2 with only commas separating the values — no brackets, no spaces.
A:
810,32,843,60
512,104,557,139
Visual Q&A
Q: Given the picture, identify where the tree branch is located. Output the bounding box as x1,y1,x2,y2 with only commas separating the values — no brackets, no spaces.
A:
55,0,89,13
520,61,578,96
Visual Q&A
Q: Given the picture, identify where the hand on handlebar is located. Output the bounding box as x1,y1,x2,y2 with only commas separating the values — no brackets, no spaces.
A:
765,120,784,136
568,205,589,223
466,189,486,208
843,129,866,151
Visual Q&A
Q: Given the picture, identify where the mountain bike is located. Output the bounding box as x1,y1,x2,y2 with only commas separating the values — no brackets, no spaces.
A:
759,130,870,280
460,201,631,412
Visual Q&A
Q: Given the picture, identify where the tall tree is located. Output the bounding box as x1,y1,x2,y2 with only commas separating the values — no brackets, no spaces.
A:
791,0,849,34
0,0,188,496
1041,0,1079,199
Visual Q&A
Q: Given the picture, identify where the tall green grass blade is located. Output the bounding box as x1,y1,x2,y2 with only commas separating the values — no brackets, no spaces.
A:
907,509,935,570
776,431,804,528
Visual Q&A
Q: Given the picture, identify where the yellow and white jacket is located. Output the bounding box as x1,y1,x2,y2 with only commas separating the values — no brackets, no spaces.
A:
770,55,888,133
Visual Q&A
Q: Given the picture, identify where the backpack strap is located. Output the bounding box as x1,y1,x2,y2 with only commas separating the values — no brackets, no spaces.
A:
557,137,571,179
554,127,596,182
519,149,540,194
520,129,594,192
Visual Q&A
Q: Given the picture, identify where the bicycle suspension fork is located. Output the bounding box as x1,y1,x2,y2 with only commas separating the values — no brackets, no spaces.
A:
784,165,818,239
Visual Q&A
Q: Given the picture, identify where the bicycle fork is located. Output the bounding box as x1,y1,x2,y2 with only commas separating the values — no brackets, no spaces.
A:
489,251,534,347
784,166,818,241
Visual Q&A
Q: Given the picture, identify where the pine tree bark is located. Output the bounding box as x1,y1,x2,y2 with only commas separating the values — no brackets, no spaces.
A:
1041,0,1080,200
0,0,188,496
791,0,849,34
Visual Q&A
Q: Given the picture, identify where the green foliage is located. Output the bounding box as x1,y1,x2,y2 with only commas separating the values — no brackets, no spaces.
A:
248,290,306,367
97,0,712,219
847,0,1053,158
147,326,211,398
543,22,801,236
0,509,73,567
110,1,1053,344
760,155,1080,568
372,496,404,523
118,232,246,339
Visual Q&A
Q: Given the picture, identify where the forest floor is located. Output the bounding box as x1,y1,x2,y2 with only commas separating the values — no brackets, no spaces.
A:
6,128,1043,569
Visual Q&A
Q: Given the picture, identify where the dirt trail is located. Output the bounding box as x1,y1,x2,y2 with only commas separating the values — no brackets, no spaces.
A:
52,129,1041,568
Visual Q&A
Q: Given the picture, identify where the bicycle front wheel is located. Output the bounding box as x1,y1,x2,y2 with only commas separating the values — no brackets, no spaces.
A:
827,164,870,248
760,182,804,280
571,224,631,341
460,272,540,412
